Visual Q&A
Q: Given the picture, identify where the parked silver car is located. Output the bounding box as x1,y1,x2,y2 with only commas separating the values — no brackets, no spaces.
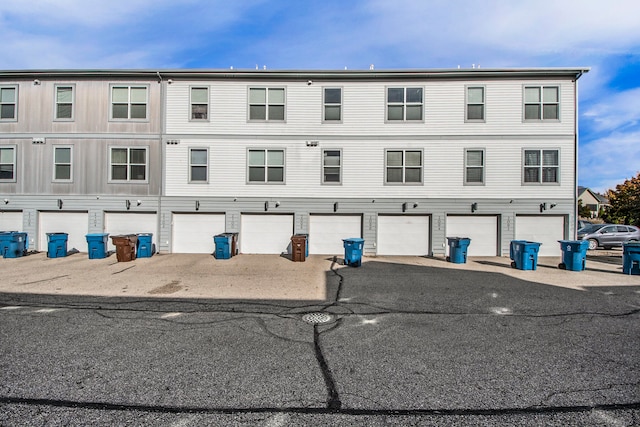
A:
578,223,640,250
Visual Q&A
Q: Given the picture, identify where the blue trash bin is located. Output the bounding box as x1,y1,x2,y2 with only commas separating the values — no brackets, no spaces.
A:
622,242,640,275
343,238,364,267
446,237,471,264
214,234,231,259
86,233,109,259
1,231,26,258
46,232,68,258
136,233,154,258
510,240,541,270
558,240,589,271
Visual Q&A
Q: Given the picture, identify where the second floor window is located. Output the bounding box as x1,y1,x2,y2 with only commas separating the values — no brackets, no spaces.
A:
323,149,341,183
249,88,285,121
386,149,422,183
524,149,559,184
323,88,342,122
189,148,208,182
111,86,148,120
110,147,147,181
53,146,72,181
524,86,559,120
191,87,208,120
465,149,485,184
248,149,284,183
387,87,423,121
466,87,485,121
0,86,17,120
55,86,74,120
0,146,16,181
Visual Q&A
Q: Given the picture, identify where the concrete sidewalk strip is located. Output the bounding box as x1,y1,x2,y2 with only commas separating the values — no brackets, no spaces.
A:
0,252,637,300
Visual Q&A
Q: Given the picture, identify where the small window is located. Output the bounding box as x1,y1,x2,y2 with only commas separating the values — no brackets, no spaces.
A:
524,149,559,184
524,86,559,120
248,149,284,183
0,146,16,181
465,149,485,184
110,147,147,181
53,146,72,181
111,85,148,120
189,148,208,182
386,149,422,184
387,87,423,121
0,86,17,121
466,87,485,121
190,87,208,120
55,85,74,120
323,88,342,122
322,149,341,184
249,88,285,121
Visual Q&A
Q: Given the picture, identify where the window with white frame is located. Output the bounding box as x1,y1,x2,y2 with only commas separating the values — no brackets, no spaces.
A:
189,148,208,182
111,85,148,120
386,149,422,183
0,146,16,181
190,87,208,120
387,87,423,121
110,147,147,181
523,149,559,184
466,87,485,121
524,86,559,120
465,149,485,184
249,88,285,121
248,149,284,183
322,149,341,183
0,86,17,120
323,88,342,122
55,85,74,120
53,146,72,181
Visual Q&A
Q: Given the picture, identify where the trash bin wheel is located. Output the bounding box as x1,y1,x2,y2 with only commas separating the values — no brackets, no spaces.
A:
558,263,566,270
446,256,450,262
510,261,516,268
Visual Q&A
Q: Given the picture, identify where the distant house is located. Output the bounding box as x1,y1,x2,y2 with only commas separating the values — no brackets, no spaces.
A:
577,187,609,218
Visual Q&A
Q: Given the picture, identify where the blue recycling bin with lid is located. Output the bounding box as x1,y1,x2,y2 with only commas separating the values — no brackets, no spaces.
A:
343,238,364,267
136,233,154,258
1,231,27,258
46,232,68,258
622,242,640,275
214,234,231,259
446,237,471,264
510,240,542,270
86,233,109,259
558,240,589,271
0,231,17,257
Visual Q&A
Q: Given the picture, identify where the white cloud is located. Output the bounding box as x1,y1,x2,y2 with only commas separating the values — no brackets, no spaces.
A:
583,87,640,132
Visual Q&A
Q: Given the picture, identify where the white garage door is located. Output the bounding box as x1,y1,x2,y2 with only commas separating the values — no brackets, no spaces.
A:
240,214,293,254
105,212,157,252
172,213,225,253
446,216,498,256
309,215,361,255
0,211,22,232
39,212,89,252
377,215,430,256
515,216,565,256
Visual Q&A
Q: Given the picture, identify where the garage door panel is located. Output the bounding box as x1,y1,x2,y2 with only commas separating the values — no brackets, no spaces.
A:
309,215,361,255
516,216,564,256
39,212,89,252
446,216,498,257
378,215,430,256
172,214,225,253
105,213,157,251
241,215,293,254
0,211,22,232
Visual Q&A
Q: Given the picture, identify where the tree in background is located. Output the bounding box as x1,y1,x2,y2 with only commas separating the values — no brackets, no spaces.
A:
577,199,592,218
601,172,640,226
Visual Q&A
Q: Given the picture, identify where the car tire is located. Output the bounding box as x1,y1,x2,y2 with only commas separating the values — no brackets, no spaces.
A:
588,239,598,250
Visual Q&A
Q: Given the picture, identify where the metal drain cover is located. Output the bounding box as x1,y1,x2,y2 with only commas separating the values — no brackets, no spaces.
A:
302,312,333,324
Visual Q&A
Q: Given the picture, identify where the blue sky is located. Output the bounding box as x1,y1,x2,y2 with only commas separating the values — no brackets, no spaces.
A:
2,0,639,193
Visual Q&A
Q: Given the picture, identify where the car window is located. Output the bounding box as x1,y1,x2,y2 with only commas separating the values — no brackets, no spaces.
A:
601,226,615,234
617,226,629,233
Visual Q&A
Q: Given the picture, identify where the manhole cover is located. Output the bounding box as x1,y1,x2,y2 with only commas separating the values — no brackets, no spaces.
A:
302,312,333,324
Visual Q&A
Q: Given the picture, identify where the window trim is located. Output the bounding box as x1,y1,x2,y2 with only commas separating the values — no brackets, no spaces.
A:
464,148,485,186
384,149,424,185
52,145,73,182
0,85,18,122
247,87,286,122
322,87,343,123
385,86,424,123
189,86,209,122
0,145,17,182
188,147,209,183
247,148,286,184
465,85,485,123
321,148,342,185
522,148,560,185
523,85,560,122
109,84,150,121
53,84,75,121
108,146,149,183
